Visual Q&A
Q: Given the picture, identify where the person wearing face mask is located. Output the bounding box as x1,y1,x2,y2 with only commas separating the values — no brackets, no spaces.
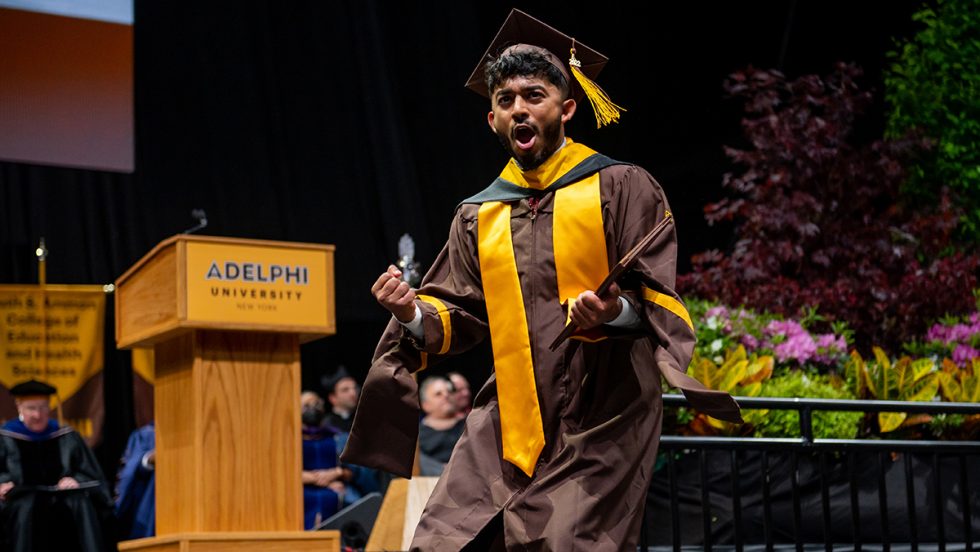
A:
299,391,350,529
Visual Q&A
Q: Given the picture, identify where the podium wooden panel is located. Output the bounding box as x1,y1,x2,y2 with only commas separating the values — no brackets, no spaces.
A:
117,532,340,552
366,477,439,551
115,235,338,550
116,234,336,349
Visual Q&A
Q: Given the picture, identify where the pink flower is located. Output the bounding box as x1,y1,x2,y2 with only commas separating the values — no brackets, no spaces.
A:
947,324,973,344
705,306,729,320
741,334,760,350
773,332,817,364
733,309,753,321
926,323,949,343
764,319,807,339
927,320,980,346
815,333,834,349
813,333,847,364
952,344,979,367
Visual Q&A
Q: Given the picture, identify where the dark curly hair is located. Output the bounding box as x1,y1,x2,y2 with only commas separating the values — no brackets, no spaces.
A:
484,49,570,99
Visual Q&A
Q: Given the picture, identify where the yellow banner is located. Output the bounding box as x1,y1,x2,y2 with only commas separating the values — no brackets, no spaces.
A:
0,285,105,398
184,241,331,328
132,347,154,384
0,285,106,439
131,347,155,428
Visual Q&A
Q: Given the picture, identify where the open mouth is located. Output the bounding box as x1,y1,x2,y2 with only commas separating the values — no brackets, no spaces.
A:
513,125,537,151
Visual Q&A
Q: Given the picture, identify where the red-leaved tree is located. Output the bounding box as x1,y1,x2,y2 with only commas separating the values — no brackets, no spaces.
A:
678,63,979,351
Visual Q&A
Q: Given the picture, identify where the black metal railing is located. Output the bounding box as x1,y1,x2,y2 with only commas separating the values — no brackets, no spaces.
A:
642,395,980,552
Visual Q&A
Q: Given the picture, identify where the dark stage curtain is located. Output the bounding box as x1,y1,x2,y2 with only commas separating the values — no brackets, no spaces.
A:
0,0,921,479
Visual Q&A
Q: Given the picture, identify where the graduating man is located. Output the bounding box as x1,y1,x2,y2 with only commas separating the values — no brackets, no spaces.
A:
0,379,114,552
343,9,740,550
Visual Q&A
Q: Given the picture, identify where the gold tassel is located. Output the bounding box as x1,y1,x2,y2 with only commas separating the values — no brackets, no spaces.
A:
569,47,626,128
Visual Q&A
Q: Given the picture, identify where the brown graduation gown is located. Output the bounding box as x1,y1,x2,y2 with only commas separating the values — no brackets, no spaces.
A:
342,160,740,551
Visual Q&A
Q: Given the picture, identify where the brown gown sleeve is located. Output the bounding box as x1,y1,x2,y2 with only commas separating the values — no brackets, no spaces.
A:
609,166,742,423
341,208,489,477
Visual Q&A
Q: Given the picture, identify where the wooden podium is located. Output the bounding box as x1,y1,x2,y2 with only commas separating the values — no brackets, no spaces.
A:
114,235,339,551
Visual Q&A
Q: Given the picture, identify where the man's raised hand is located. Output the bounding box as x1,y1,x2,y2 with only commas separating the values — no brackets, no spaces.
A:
371,265,417,323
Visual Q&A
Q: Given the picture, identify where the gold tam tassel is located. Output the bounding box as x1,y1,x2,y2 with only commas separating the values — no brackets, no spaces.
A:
569,46,626,128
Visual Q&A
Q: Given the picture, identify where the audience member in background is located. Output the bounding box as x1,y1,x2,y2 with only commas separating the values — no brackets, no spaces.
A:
321,367,359,433
115,423,156,539
301,390,380,528
0,380,114,551
447,372,473,419
417,377,465,477
301,391,348,528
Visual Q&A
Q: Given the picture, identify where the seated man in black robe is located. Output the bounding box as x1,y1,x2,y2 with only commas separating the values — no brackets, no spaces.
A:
0,379,114,552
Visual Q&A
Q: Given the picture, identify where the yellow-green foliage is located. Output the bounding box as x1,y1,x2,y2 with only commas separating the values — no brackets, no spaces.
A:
690,345,773,432
845,347,940,432
755,371,861,440
938,358,980,403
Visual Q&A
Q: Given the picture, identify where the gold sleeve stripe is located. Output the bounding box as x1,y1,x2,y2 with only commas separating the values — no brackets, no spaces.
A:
417,294,452,355
641,286,694,330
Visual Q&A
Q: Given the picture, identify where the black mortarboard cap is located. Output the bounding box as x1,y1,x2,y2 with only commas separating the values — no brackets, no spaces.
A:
321,366,353,396
10,379,57,397
464,9,624,127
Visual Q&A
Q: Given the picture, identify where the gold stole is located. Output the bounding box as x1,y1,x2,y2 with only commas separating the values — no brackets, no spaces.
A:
477,140,608,476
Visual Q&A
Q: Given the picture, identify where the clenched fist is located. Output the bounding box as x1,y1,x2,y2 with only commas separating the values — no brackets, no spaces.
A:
569,282,623,330
371,265,417,323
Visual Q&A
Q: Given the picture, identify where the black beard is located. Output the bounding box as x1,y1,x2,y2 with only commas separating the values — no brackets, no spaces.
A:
496,117,563,170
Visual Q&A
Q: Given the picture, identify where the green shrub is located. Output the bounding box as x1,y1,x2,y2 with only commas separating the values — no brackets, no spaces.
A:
885,0,980,238
753,371,862,439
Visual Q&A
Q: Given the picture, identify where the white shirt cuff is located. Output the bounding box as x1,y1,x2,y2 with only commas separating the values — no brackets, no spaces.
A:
140,452,155,471
399,304,424,339
606,296,641,328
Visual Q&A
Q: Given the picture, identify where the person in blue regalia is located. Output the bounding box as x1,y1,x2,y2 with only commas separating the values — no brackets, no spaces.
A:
300,390,379,529
301,390,347,528
115,422,156,539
